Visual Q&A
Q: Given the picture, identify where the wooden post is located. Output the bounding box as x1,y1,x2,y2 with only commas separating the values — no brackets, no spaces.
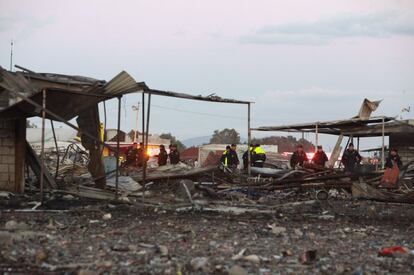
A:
115,96,122,199
40,89,46,204
247,103,251,175
381,116,385,169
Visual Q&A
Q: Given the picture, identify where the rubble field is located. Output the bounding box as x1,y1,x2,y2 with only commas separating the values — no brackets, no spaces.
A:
1,198,414,274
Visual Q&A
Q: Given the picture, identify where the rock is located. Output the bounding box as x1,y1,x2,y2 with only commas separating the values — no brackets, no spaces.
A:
5,220,28,230
269,224,286,236
158,245,169,256
294,228,303,237
36,250,48,265
229,265,248,275
46,219,57,230
190,257,209,272
102,213,112,220
243,254,260,264
62,194,75,200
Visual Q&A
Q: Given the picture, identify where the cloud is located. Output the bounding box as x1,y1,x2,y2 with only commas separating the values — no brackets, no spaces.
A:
240,11,414,45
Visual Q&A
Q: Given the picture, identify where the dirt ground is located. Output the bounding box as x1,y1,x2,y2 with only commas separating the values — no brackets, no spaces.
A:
1,198,414,275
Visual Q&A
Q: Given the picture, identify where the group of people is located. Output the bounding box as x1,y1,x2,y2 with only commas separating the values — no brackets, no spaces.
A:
220,143,267,170
289,143,362,172
124,142,180,167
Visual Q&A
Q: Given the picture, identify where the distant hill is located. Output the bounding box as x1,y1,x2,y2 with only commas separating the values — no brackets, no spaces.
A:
182,136,247,147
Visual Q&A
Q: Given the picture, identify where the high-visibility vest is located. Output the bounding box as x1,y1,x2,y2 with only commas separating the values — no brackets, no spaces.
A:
254,147,266,155
222,151,229,167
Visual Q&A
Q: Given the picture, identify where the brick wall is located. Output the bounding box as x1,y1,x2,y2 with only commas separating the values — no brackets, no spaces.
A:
0,119,25,192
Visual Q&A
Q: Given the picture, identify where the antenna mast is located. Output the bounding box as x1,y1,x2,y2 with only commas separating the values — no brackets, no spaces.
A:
9,40,13,71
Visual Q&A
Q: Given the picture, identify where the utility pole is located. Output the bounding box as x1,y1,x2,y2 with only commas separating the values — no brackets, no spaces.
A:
9,40,13,71
132,103,140,142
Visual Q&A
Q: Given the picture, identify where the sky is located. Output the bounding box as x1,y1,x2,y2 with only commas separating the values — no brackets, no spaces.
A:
1,0,413,150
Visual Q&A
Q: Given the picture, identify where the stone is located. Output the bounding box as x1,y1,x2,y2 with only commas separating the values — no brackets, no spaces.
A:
190,257,209,272
243,254,260,264
5,220,28,230
229,265,248,275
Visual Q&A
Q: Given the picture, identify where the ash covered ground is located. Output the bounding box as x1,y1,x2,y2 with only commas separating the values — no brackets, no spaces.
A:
1,196,414,275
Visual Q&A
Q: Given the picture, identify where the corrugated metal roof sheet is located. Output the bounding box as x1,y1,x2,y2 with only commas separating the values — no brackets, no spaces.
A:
103,71,148,95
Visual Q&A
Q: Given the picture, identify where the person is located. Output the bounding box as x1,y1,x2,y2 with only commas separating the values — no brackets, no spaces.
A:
312,145,329,168
381,148,403,188
125,142,139,166
242,144,254,170
220,145,231,168
385,148,403,169
341,143,362,173
136,142,146,167
157,144,168,166
290,144,309,168
229,144,240,168
169,144,180,164
251,144,266,167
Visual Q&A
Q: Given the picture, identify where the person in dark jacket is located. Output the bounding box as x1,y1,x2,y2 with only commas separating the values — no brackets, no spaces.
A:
229,144,240,168
157,144,168,166
341,143,362,173
290,144,309,168
242,144,254,170
125,142,138,166
221,144,240,169
312,145,329,168
385,148,403,169
169,144,180,164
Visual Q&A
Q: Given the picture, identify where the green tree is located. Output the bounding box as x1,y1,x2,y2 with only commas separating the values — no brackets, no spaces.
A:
209,128,240,144
160,133,186,151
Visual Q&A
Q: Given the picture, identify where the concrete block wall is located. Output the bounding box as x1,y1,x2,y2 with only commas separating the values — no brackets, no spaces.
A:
0,119,16,191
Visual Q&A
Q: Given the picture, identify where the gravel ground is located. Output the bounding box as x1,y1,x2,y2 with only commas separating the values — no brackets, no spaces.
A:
1,198,414,274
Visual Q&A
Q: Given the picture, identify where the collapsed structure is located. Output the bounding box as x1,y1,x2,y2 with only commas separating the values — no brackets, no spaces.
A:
0,66,252,199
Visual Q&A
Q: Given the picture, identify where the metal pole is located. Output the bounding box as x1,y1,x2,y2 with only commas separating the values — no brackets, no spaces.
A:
9,40,13,71
381,116,385,169
315,122,319,148
115,96,122,199
141,93,146,199
133,102,140,142
144,94,151,185
40,89,46,205
247,103,251,175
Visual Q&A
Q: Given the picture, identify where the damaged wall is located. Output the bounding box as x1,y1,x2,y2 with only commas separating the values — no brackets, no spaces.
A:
0,118,25,192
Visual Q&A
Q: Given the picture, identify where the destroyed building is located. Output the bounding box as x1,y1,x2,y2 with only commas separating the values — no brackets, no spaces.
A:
0,66,147,192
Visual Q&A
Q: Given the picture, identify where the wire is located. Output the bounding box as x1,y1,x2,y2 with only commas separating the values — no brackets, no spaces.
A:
150,104,246,120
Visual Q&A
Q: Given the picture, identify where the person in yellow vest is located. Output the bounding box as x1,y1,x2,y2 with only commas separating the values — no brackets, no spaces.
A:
252,144,266,167
220,145,231,168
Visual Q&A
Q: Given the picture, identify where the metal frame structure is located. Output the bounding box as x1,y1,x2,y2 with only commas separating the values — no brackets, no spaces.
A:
0,66,254,203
